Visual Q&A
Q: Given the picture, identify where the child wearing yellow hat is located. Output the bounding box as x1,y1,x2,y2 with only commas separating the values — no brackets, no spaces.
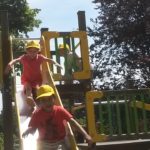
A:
58,44,82,80
22,85,93,149
5,40,63,109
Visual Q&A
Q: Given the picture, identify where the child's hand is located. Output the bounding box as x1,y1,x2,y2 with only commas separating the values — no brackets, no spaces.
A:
59,66,63,69
56,64,63,69
85,134,94,148
22,130,29,138
22,127,35,138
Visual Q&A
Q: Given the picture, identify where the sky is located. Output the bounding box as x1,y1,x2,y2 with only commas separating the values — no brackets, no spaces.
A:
0,0,98,112
27,0,98,40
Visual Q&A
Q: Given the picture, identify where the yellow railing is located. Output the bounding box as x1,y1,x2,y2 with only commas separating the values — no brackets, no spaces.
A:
86,91,108,142
85,89,150,142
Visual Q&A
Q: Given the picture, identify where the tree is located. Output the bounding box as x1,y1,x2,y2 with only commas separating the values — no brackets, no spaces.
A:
88,0,150,90
0,0,41,36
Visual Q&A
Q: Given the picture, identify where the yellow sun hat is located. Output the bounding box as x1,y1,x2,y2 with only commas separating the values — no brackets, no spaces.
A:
36,85,55,100
58,44,70,52
26,40,40,49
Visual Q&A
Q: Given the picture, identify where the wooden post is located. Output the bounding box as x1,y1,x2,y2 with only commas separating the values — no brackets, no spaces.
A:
77,11,86,31
0,10,13,150
41,27,49,34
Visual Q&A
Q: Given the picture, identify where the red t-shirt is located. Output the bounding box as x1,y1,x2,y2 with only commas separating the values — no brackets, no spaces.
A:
29,105,73,142
19,54,45,87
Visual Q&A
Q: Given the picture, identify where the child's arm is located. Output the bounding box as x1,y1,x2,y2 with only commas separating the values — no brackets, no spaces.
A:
69,118,94,146
4,58,21,74
22,127,36,138
44,57,63,69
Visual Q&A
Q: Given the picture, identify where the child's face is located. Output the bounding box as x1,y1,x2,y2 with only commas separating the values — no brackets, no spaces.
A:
26,47,39,59
59,48,69,56
36,96,54,111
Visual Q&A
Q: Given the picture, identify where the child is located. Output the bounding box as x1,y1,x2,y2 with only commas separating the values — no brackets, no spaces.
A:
22,85,93,150
5,40,63,107
58,44,82,80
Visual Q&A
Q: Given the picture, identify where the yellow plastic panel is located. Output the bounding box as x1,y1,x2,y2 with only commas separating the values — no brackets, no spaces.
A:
71,31,91,80
86,91,107,142
130,100,150,111
41,32,62,81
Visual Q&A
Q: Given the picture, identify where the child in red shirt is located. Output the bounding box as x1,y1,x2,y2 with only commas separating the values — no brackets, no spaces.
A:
22,85,93,150
5,40,63,107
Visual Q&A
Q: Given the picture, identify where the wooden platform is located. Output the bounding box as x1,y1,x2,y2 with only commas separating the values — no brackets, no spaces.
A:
78,139,150,150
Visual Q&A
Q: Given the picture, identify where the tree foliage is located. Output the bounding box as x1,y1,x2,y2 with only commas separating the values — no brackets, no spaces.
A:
88,0,150,90
0,0,41,36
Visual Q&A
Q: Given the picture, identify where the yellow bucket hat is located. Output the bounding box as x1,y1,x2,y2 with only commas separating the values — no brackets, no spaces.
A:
36,85,55,100
58,44,70,52
26,40,40,49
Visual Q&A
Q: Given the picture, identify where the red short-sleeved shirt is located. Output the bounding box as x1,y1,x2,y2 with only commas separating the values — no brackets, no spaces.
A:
19,54,45,87
29,105,73,142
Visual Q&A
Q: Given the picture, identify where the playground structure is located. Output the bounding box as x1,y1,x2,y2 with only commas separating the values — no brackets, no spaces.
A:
1,10,150,150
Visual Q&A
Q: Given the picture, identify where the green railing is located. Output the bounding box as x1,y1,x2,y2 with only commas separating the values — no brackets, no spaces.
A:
85,89,150,142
